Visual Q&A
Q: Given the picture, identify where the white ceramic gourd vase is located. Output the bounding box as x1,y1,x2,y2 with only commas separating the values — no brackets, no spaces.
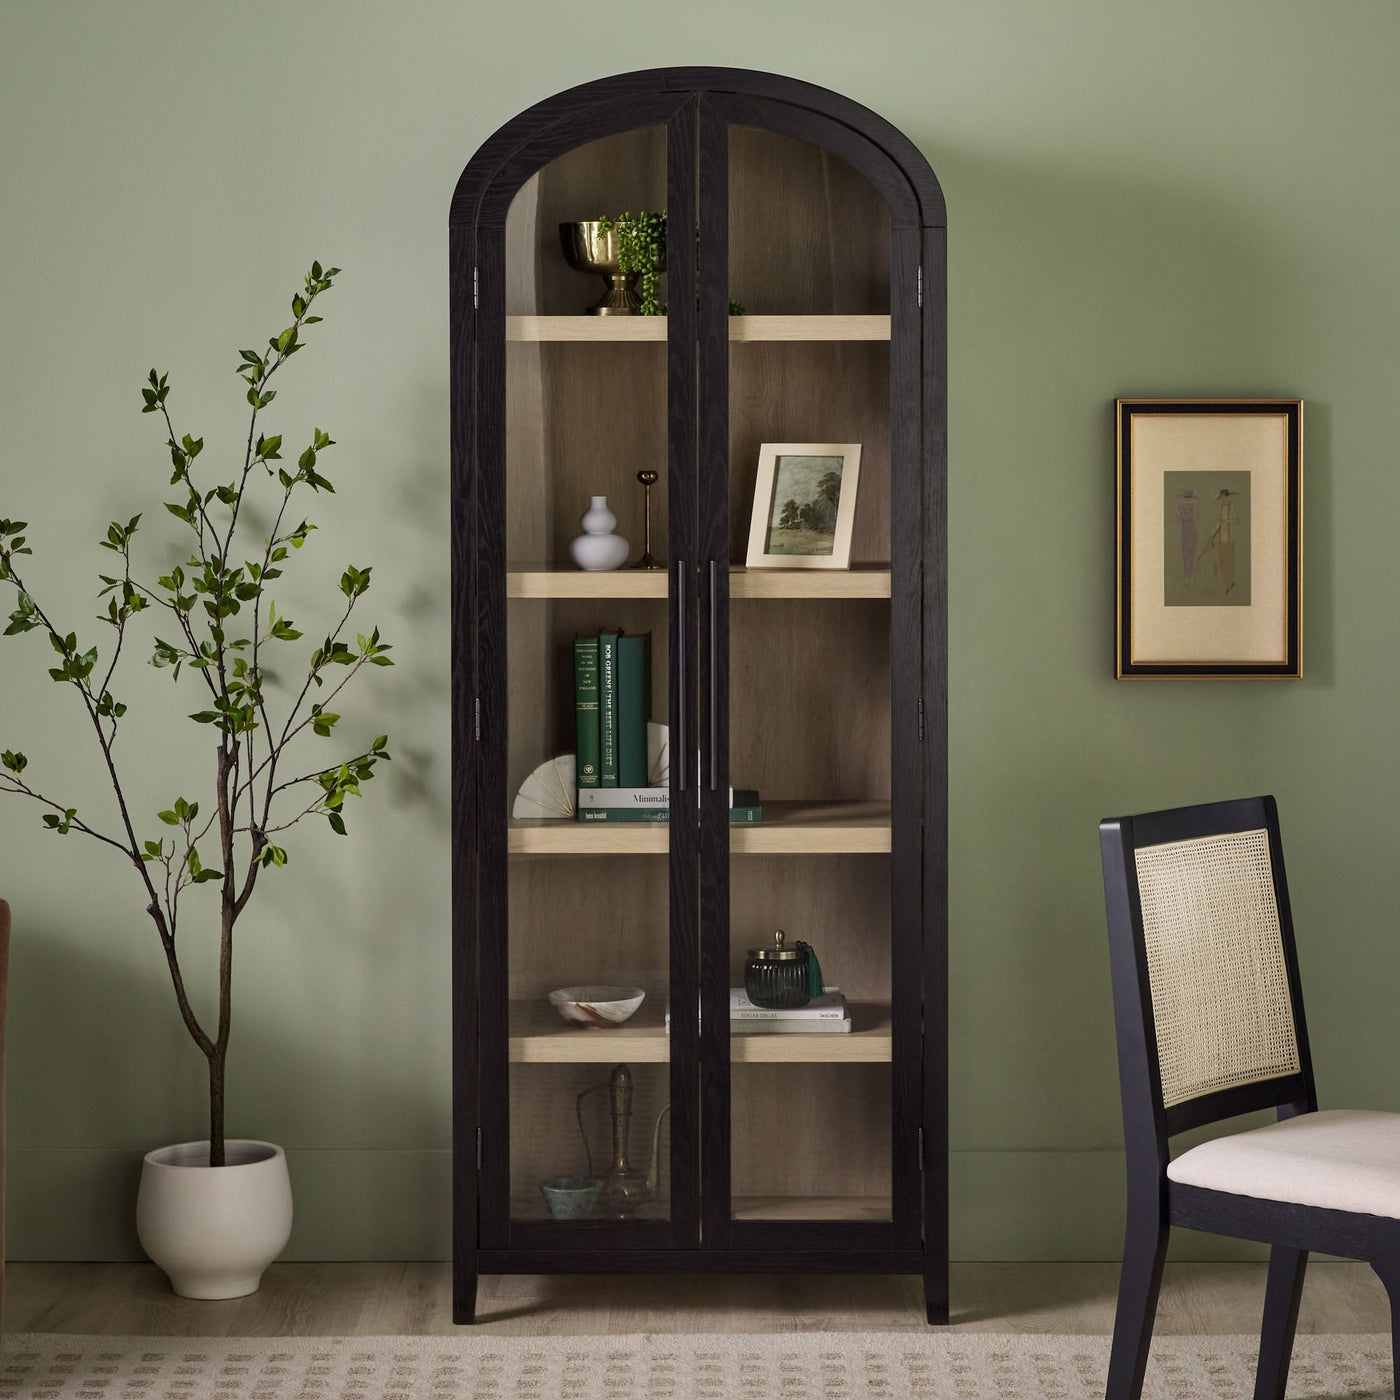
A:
136,1139,293,1299
569,495,630,571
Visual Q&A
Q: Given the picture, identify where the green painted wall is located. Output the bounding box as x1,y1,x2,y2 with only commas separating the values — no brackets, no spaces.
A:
2,0,1397,1262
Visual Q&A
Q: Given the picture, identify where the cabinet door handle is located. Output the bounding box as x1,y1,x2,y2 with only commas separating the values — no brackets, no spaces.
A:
675,561,686,793
709,559,718,792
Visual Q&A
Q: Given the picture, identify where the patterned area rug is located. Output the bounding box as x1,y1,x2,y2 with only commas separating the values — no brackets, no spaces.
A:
0,1332,1391,1399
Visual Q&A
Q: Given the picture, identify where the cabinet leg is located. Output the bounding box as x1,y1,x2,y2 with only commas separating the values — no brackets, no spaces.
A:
454,1264,479,1325
924,1266,949,1325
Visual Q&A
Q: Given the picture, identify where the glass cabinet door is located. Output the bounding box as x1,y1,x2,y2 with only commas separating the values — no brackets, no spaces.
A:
699,106,923,1248
480,115,696,1248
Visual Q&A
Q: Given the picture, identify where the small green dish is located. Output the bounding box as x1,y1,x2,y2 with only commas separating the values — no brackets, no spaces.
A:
540,1174,603,1220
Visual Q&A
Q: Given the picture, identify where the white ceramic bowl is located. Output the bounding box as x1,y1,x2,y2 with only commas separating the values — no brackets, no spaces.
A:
549,985,645,1028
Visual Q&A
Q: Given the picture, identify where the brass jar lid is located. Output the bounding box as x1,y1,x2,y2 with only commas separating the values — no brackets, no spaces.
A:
747,929,802,961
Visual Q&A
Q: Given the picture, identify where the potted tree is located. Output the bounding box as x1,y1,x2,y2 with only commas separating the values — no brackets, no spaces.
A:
0,262,392,1298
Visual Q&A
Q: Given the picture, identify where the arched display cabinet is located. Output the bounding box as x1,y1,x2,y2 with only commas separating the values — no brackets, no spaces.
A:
450,68,947,1323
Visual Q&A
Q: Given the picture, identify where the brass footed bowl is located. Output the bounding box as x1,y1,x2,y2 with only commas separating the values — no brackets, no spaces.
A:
560,221,666,315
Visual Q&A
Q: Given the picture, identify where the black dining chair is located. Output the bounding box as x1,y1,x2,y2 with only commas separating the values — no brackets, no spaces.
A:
1100,795,1400,1400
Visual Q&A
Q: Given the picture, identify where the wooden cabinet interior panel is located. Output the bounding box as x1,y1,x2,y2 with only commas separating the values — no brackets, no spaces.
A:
731,1064,891,1203
728,599,890,802
505,130,668,320
509,1061,671,1219
729,854,890,1001
504,127,669,568
507,852,669,1003
506,597,669,807
727,127,889,316
506,343,668,568
728,343,890,568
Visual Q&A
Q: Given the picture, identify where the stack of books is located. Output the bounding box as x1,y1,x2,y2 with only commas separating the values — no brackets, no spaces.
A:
574,629,652,793
574,629,761,823
665,989,852,1035
729,988,851,1034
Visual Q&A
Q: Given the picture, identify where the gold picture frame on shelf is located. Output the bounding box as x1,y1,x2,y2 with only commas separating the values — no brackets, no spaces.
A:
1116,399,1303,679
745,442,861,570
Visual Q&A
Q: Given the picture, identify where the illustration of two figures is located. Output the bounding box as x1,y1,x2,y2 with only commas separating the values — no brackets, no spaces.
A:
1164,470,1251,608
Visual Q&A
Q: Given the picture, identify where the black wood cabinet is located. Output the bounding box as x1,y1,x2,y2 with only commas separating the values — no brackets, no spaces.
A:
450,68,947,1324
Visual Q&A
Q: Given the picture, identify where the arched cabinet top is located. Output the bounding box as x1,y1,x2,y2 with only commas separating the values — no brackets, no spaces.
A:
449,67,946,235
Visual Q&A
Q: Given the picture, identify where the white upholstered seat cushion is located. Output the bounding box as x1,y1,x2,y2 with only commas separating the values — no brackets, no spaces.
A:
1166,1108,1400,1218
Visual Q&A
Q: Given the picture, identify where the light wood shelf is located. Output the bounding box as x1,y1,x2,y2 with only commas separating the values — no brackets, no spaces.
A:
509,999,892,1063
507,314,890,343
508,570,669,599
732,1195,892,1222
507,1195,889,1224
508,801,891,855
730,567,891,599
507,567,891,599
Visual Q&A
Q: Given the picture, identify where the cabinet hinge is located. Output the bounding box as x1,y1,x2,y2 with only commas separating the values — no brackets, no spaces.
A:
917,697,925,742
917,265,923,308
918,1126,925,1170
476,1125,483,1169
474,695,482,742
473,266,479,310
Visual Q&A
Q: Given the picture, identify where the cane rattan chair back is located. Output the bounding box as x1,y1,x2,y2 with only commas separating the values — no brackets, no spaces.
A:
1135,824,1302,1112
1103,795,1316,1144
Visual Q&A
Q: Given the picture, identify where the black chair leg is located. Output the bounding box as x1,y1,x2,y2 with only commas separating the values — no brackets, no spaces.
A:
1253,1246,1307,1400
1106,1217,1169,1400
1370,1222,1400,1400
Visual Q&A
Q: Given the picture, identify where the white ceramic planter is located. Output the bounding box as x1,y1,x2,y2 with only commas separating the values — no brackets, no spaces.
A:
136,1139,293,1299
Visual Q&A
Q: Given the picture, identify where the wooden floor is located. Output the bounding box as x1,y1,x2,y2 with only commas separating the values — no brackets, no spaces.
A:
4,1261,1391,1337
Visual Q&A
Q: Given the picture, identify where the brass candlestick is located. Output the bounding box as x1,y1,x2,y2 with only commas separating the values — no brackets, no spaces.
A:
631,470,664,569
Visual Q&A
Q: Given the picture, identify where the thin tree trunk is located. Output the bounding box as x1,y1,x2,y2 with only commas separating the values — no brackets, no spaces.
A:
208,1043,226,1166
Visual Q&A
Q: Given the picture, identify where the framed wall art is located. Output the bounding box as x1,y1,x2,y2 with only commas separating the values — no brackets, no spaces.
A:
745,442,861,569
1116,399,1302,679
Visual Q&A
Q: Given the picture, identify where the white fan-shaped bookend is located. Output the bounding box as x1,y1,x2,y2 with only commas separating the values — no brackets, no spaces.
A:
513,754,577,819
647,722,670,787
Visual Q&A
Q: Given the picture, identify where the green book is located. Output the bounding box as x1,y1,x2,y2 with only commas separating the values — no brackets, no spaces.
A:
573,636,601,789
575,805,763,824
598,630,619,787
616,632,652,788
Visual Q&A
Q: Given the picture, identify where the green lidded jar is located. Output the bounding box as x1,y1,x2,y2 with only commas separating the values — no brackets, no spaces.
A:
743,930,824,1010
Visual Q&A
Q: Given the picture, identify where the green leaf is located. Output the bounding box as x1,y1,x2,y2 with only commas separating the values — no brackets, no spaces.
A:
327,811,347,835
158,810,179,826
1,749,27,774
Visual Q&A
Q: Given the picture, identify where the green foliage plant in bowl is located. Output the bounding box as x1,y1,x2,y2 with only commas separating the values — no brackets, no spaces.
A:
560,211,667,315
0,261,393,1298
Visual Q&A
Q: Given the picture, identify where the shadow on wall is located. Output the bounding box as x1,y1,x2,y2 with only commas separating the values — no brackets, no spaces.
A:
1,890,448,1265
7,370,456,1260
929,146,1340,1257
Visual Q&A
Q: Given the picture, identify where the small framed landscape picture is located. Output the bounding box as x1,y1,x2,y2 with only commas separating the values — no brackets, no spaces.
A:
745,442,861,570
1116,399,1303,679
